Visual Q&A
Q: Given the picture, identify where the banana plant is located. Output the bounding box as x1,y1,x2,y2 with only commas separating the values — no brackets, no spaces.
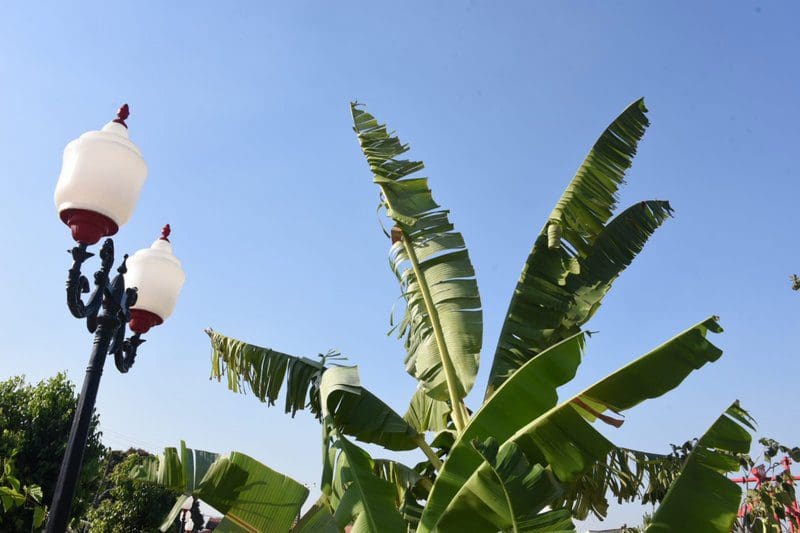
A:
202,100,745,531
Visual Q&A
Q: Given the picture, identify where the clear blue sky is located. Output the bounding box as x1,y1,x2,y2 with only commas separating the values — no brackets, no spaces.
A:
1,1,798,528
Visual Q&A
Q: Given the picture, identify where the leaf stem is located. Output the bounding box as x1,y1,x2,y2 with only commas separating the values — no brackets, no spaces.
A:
400,232,468,433
415,435,443,471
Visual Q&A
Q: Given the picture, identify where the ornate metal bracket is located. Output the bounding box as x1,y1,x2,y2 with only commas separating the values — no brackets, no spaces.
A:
66,238,145,373
66,240,113,325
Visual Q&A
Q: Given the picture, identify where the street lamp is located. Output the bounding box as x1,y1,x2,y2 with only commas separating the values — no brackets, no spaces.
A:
47,105,185,532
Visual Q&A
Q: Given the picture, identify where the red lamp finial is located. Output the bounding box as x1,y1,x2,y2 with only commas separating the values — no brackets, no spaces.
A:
160,224,171,242
113,103,130,128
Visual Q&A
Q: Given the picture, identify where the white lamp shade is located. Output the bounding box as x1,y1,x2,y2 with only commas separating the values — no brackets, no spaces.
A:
125,237,185,323
54,121,147,230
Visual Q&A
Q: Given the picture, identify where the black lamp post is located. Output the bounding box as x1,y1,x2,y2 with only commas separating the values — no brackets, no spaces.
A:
46,241,142,533
47,106,185,532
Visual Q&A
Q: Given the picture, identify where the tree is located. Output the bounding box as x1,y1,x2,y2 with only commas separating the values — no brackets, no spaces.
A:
0,373,104,530
84,451,181,533
197,100,746,531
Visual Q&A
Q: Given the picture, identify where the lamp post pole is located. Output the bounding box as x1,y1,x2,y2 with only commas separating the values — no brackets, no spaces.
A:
46,241,143,533
47,329,111,533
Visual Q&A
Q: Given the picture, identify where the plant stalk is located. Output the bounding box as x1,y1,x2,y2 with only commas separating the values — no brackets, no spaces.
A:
415,435,443,471
456,401,470,430
400,232,468,433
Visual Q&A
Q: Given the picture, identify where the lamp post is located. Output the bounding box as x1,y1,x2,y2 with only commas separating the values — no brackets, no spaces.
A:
47,105,185,532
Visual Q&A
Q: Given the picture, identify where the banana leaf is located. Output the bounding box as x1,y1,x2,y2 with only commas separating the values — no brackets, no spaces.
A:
320,365,420,451
435,436,575,532
195,452,308,533
373,458,430,525
292,496,337,532
421,317,723,532
420,333,586,532
352,103,482,402
486,100,672,397
373,459,426,506
403,387,451,433
132,441,220,494
136,443,308,533
556,446,686,520
646,401,754,532
207,329,324,417
208,332,420,452
329,436,407,532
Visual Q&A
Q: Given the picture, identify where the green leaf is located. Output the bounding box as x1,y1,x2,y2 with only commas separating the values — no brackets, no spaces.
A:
330,436,407,532
570,200,673,290
32,503,45,528
372,458,430,525
207,329,324,417
147,443,308,533
207,333,422,452
646,402,754,532
548,99,651,253
292,496,337,532
351,103,482,401
572,317,722,421
486,100,669,398
420,318,724,532
140,443,221,495
556,446,685,520
26,484,43,504
403,387,451,433
436,436,574,532
420,333,586,532
195,452,309,533
159,447,185,492
180,440,195,493
159,495,191,532
0,486,25,508
373,458,427,506
320,366,420,451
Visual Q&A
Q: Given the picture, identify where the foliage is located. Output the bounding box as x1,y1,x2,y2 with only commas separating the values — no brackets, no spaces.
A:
208,332,328,418
597,429,800,532
485,99,671,399
328,434,406,532
84,452,180,533
734,437,800,532
135,441,309,533
645,401,755,532
351,104,482,430
0,373,104,530
201,99,744,531
555,442,690,520
0,456,45,531
418,319,725,532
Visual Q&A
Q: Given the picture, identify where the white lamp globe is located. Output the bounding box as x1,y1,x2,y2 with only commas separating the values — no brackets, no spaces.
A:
124,225,186,334
54,104,148,244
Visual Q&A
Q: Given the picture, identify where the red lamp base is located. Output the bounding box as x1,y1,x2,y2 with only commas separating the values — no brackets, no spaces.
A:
60,208,119,245
129,309,163,334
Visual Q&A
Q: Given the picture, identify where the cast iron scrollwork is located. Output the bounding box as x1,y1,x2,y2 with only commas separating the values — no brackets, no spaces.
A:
66,238,145,373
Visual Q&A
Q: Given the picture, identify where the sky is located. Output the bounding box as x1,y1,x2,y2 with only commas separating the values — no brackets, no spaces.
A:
1,1,798,529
